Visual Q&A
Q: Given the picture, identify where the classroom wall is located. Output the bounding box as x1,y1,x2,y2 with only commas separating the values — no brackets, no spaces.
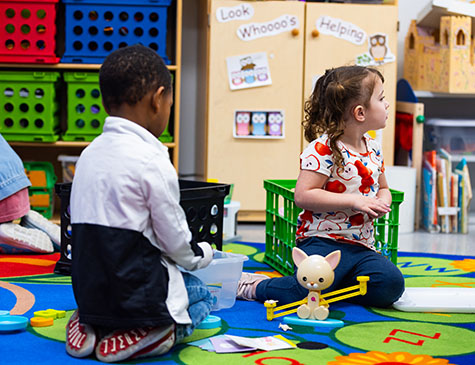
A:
178,0,430,179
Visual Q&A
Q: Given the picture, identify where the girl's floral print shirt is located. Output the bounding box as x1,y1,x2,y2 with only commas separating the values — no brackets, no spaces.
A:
296,133,385,249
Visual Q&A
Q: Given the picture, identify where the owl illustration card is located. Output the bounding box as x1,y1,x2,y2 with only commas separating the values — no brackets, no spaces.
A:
268,111,284,137
356,32,395,66
235,111,251,136
251,112,267,136
226,52,272,91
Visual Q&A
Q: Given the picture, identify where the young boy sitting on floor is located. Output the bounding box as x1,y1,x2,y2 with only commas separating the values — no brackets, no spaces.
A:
66,44,214,363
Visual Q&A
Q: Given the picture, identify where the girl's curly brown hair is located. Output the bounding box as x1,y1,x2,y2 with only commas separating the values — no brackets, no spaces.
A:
303,66,384,168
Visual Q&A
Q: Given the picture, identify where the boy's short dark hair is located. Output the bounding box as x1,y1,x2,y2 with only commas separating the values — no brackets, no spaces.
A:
99,44,172,111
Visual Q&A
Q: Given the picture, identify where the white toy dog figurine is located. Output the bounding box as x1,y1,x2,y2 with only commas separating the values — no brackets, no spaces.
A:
293,247,341,321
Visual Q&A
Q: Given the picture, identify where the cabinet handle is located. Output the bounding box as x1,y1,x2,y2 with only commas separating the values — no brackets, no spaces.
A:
311,29,320,38
291,28,299,37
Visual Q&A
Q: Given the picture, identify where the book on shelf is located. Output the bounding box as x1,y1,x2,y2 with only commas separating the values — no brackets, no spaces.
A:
422,150,471,233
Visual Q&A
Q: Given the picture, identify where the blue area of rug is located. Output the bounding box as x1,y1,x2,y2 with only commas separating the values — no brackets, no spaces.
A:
0,241,474,364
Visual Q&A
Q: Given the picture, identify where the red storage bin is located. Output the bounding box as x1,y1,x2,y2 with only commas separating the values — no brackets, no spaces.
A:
0,0,60,63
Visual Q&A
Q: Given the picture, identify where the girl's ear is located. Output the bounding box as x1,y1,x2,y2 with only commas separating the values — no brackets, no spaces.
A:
152,86,166,113
353,104,365,122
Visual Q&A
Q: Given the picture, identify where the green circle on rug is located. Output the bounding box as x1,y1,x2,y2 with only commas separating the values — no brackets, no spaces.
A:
224,243,266,263
254,251,265,263
334,321,474,356
178,343,342,364
397,257,465,276
404,275,475,289
370,306,474,323
223,243,260,256
30,312,70,342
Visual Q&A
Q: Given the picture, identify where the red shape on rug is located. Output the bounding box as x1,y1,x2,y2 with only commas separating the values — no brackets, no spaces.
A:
0,253,59,278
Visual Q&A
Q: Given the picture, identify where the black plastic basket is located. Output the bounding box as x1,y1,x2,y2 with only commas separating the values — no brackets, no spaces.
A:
54,180,230,275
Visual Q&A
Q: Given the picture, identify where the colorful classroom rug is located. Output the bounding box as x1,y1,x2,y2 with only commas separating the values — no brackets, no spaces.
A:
0,242,474,365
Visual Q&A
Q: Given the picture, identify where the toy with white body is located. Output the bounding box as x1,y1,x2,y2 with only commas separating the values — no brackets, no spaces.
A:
293,248,341,321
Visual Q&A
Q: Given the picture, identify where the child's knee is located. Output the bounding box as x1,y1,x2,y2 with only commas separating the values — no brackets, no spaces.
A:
368,268,405,307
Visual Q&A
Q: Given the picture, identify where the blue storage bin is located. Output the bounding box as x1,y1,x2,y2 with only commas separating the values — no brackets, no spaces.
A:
61,0,172,64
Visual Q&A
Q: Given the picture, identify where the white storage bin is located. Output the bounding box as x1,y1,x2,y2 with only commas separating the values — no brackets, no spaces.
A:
184,251,248,310
223,201,240,241
57,155,79,183
425,119,475,156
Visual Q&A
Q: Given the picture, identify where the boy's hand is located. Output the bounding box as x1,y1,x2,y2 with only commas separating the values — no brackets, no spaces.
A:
352,195,391,219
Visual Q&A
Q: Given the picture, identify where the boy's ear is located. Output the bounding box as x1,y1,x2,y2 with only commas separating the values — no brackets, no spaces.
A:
353,105,366,122
152,86,166,113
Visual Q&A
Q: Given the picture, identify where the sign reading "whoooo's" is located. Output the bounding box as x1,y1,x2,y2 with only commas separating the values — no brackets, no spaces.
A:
237,14,300,41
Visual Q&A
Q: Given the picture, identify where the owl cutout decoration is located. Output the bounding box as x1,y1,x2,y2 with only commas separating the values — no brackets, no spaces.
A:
268,112,283,137
369,33,387,63
233,110,284,139
356,33,395,67
235,112,251,136
251,112,267,136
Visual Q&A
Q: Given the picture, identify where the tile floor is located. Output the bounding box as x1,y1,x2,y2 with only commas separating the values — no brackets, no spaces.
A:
236,218,475,257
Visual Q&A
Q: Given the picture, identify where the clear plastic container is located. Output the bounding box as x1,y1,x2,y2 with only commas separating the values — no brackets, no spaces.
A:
185,251,248,311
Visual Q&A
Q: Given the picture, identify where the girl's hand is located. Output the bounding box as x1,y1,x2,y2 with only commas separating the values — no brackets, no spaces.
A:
352,195,391,219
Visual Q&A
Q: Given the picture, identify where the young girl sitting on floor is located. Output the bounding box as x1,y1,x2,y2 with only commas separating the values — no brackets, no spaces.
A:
0,134,59,253
237,65,404,308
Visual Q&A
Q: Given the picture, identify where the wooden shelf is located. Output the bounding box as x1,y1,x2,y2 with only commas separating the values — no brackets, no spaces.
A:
0,63,178,72
415,90,475,98
3,0,182,171
9,141,176,148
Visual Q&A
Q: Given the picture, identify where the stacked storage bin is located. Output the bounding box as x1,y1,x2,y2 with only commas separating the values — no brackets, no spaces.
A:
62,71,174,142
24,161,57,218
0,0,60,63
0,70,61,142
62,72,107,141
61,0,172,64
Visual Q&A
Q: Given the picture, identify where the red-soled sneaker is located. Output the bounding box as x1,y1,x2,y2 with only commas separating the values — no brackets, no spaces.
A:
95,324,175,363
65,310,97,358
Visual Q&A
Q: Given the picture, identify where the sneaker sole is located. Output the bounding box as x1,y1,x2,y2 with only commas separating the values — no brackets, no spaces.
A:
0,223,53,253
66,311,96,358
21,210,60,249
95,325,175,363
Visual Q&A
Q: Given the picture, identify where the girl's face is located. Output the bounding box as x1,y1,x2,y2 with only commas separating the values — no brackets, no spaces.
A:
364,76,389,131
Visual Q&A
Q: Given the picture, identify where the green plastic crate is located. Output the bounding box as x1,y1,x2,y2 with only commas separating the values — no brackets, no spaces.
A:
62,72,174,143
264,179,404,276
157,72,174,143
29,189,54,219
0,71,60,142
23,161,57,219
23,161,57,189
62,72,108,142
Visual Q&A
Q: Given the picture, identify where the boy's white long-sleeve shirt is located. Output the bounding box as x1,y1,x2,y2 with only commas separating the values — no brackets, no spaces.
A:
70,116,213,328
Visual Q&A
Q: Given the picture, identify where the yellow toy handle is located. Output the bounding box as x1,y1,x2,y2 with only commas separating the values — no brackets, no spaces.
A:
264,276,370,321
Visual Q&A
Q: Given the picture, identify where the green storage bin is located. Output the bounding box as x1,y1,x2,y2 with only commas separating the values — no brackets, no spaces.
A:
62,71,174,143
157,72,174,143
29,189,54,219
0,71,60,142
23,161,57,189
23,161,57,219
62,72,107,142
263,179,404,276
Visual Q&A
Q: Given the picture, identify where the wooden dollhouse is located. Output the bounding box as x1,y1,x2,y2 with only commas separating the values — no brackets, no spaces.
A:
404,15,475,93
